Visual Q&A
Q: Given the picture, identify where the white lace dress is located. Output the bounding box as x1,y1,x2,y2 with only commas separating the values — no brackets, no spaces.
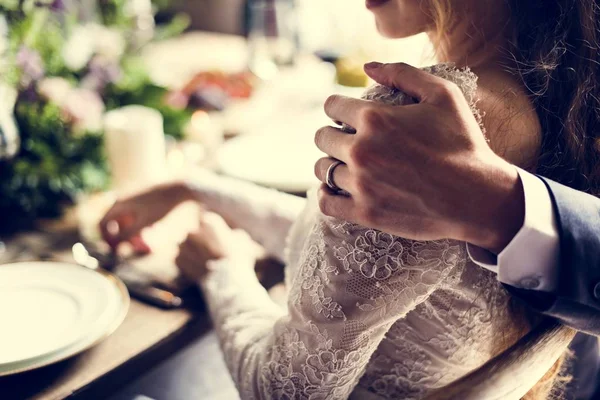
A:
192,65,531,400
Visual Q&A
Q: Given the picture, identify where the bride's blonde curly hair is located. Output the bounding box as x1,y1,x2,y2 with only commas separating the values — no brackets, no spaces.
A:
428,0,452,47
426,0,590,399
430,0,600,197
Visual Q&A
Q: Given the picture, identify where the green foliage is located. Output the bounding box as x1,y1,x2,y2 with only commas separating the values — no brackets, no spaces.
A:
0,0,190,231
0,100,108,231
153,12,190,41
152,0,175,11
98,0,130,27
104,58,191,139
2,6,75,85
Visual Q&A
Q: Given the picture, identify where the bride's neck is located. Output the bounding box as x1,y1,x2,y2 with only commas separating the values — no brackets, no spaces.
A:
427,3,513,69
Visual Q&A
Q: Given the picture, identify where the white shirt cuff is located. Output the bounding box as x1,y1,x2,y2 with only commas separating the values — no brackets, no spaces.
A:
467,168,560,292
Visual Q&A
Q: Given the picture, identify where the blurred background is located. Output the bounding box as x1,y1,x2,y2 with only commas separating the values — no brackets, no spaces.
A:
0,0,434,238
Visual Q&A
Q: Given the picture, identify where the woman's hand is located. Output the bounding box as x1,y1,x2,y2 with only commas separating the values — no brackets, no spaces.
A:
99,182,192,252
175,213,262,282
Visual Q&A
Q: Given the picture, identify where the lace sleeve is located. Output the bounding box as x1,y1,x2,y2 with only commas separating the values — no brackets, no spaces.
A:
201,203,466,400
186,167,306,262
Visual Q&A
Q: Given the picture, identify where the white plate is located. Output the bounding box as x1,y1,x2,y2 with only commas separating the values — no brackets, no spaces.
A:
0,262,129,376
217,111,327,193
216,82,368,193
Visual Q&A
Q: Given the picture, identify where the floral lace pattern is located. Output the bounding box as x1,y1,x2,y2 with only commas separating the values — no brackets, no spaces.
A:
356,262,522,399
333,227,405,280
261,321,371,400
199,65,534,400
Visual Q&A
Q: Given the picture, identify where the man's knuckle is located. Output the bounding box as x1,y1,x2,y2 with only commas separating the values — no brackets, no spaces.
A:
318,193,332,215
360,107,384,129
314,160,322,179
358,204,378,224
354,175,373,197
324,95,340,112
433,81,460,101
314,127,326,146
349,142,371,166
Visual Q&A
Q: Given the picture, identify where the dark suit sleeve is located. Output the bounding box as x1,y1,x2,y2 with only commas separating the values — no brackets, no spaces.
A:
505,177,600,336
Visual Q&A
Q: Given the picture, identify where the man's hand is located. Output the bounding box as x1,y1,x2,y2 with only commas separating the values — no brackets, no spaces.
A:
314,62,525,253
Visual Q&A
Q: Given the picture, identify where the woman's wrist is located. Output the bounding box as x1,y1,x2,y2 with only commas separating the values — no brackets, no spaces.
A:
174,179,208,204
198,256,258,286
178,169,223,205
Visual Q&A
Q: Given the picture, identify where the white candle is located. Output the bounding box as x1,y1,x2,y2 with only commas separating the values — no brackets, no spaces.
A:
104,105,167,195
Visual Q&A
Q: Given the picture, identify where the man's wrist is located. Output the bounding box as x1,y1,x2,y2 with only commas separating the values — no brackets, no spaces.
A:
463,160,525,254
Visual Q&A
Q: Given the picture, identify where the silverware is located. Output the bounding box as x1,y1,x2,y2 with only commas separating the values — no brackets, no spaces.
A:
72,243,183,309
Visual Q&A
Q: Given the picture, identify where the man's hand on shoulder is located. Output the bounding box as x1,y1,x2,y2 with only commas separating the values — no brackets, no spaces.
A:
314,62,525,253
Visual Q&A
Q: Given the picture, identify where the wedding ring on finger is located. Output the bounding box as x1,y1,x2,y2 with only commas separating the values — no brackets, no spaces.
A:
326,160,345,193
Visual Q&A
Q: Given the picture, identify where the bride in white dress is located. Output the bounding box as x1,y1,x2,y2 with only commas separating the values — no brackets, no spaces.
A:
101,1,569,399
166,67,536,400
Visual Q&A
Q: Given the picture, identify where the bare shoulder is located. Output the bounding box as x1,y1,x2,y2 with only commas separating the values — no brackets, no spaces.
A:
471,67,542,171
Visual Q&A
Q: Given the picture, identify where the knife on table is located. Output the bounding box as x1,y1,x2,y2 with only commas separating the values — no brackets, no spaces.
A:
72,243,183,309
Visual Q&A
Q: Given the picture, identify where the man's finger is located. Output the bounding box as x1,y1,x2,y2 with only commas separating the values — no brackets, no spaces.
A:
314,126,353,162
364,62,454,103
314,157,352,193
317,185,355,219
324,95,368,129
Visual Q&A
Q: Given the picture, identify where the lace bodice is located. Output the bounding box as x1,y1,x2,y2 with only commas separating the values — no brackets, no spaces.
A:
197,65,533,400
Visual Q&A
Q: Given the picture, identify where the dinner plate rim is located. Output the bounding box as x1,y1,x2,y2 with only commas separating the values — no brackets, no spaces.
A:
0,262,120,365
0,262,130,377
217,134,318,193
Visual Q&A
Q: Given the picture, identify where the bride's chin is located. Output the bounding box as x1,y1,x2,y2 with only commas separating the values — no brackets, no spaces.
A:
371,4,431,39
375,24,400,39
375,20,421,39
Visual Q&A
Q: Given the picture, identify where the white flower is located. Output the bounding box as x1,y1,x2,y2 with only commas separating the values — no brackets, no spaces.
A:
125,0,153,18
62,24,96,71
0,15,8,56
63,24,126,71
62,88,105,133
93,26,126,62
38,77,73,106
0,15,9,74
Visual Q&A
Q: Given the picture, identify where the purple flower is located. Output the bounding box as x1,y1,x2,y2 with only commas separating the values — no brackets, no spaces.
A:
16,47,45,86
35,0,67,13
81,57,122,92
17,85,39,103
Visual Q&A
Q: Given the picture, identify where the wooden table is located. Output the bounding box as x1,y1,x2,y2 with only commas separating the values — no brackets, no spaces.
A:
0,228,285,400
0,230,211,400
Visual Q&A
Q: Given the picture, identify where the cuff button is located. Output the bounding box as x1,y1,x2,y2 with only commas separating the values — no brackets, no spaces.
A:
593,282,600,300
520,278,541,290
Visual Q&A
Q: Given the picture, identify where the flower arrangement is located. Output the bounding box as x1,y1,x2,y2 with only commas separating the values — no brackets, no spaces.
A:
0,0,190,233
